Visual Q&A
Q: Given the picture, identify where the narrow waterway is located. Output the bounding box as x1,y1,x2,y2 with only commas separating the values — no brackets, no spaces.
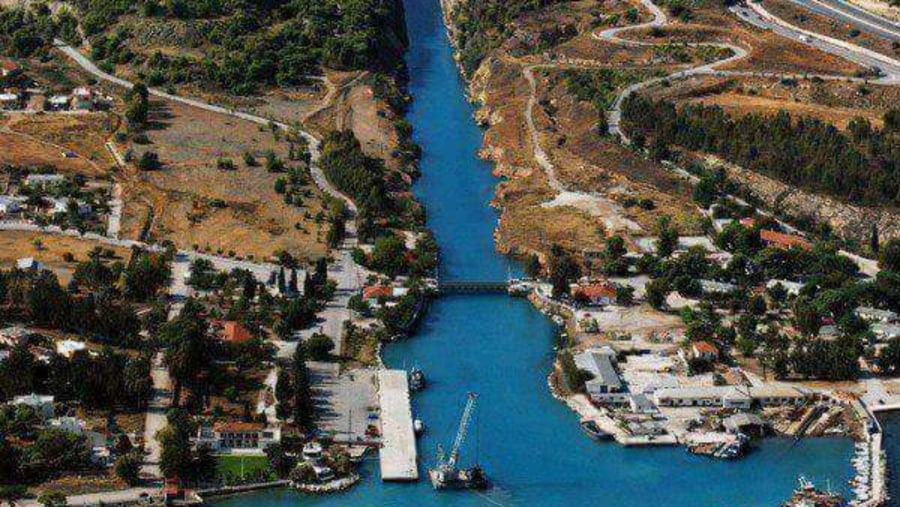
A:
214,0,854,505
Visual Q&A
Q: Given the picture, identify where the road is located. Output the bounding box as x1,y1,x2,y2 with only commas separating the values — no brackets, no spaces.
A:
140,351,172,478
788,0,900,42
735,2,900,82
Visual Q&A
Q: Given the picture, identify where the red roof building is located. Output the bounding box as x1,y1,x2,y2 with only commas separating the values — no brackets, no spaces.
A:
572,281,617,306
221,321,252,344
691,341,719,361
363,285,393,301
760,229,812,251
0,60,19,77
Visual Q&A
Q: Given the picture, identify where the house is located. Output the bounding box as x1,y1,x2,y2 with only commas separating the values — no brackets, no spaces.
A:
691,341,719,362
571,281,617,306
629,393,658,414
872,323,900,342
0,196,22,214
0,92,20,110
221,321,253,344
699,279,737,295
11,394,55,419
760,229,812,251
49,197,91,216
48,94,70,111
49,416,85,434
71,86,94,110
196,422,281,451
766,279,804,297
0,60,19,77
16,257,43,271
574,347,622,399
25,173,66,188
747,385,807,406
653,386,761,409
56,339,87,358
856,306,899,324
363,285,393,303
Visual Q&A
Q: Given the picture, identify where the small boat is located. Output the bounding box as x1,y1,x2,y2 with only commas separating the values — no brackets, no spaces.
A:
580,420,612,441
414,418,425,435
409,367,426,391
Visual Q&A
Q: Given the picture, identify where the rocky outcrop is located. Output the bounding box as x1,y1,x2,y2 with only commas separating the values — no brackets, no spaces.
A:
709,155,900,247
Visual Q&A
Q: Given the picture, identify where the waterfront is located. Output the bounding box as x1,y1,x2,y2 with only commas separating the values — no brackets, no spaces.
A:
880,413,900,506
214,0,855,504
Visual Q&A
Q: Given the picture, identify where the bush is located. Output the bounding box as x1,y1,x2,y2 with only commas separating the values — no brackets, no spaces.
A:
306,334,335,361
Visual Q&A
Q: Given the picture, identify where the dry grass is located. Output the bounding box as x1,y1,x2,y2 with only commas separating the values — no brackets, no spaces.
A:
686,92,883,129
5,113,119,174
0,231,130,284
121,100,328,262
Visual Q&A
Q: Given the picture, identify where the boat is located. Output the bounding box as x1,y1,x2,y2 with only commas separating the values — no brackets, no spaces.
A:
580,419,613,441
409,367,426,391
414,418,425,435
428,392,489,490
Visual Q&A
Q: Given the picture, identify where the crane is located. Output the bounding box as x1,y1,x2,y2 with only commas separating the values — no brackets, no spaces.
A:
430,392,487,490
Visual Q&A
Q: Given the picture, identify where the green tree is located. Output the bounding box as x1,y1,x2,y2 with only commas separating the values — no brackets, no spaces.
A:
880,238,900,272
114,451,143,485
548,244,581,298
656,215,679,258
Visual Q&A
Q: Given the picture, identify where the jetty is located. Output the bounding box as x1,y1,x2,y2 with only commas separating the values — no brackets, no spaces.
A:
377,369,419,481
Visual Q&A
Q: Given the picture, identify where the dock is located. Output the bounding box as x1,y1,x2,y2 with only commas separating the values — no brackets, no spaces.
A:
377,370,418,481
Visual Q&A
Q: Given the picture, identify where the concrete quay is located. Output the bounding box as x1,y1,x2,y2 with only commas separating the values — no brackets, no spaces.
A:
377,369,419,481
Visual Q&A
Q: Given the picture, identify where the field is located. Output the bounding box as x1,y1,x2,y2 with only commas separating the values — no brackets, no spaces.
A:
0,112,119,177
215,454,273,480
0,231,130,284
121,100,329,262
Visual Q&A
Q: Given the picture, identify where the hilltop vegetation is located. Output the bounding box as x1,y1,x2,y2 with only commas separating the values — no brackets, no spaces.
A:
449,0,570,76
2,0,408,95
622,96,900,207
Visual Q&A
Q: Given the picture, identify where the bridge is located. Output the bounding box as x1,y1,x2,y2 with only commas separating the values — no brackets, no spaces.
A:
437,280,510,294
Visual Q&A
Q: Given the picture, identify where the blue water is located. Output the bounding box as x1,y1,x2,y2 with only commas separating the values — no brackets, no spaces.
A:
213,0,855,505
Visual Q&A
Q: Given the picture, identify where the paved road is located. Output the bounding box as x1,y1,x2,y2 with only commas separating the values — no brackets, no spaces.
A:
735,2,900,82
789,0,900,42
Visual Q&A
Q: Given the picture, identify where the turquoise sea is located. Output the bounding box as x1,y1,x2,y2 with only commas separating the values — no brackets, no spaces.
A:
214,0,856,505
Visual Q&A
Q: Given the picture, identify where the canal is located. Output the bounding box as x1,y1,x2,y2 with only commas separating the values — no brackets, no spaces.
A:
213,0,855,505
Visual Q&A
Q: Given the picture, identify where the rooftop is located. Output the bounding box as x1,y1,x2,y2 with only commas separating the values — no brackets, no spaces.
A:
760,229,812,250
575,349,622,390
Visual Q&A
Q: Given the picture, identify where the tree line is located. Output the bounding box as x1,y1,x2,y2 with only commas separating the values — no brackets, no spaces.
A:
621,95,900,207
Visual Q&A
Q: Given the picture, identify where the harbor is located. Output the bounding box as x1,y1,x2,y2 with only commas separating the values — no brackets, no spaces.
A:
376,370,419,482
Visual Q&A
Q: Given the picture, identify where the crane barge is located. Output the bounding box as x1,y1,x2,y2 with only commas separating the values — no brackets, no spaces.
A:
428,392,489,490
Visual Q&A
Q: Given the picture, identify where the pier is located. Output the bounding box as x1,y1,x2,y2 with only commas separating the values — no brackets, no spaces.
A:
377,370,419,482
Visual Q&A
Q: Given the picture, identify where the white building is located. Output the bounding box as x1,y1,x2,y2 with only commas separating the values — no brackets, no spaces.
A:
196,422,281,452
56,339,87,358
16,257,43,271
0,196,21,214
0,93,19,110
873,323,900,342
574,347,622,399
25,173,66,188
11,393,55,419
856,307,899,324
48,95,70,111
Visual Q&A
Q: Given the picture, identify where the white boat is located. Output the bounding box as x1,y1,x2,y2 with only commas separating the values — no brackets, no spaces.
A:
414,418,425,435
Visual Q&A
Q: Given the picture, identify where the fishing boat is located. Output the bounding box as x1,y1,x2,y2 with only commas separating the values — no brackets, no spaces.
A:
409,367,426,391
580,419,613,441
428,392,489,490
